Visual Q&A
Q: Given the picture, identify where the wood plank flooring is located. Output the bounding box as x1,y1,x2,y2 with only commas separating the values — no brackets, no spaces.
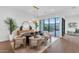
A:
44,38,79,53
1,35,79,53
0,40,14,53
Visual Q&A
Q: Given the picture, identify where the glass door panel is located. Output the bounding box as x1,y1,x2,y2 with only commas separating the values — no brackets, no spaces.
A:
56,18,60,37
49,18,55,36
44,19,49,31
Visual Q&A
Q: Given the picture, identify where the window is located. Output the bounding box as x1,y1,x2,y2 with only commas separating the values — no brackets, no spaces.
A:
40,17,61,37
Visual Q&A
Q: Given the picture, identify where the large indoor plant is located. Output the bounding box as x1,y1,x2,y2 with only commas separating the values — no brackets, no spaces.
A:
4,17,17,34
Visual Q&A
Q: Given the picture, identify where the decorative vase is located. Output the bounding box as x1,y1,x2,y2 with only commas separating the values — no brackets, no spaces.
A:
9,34,14,41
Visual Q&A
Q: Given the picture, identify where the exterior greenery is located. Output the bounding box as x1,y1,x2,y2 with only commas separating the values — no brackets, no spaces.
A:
4,17,17,34
44,24,50,31
35,21,39,30
39,17,61,37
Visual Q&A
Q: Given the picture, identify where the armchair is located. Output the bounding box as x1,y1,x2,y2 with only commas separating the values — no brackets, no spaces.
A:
13,36,26,49
29,36,42,49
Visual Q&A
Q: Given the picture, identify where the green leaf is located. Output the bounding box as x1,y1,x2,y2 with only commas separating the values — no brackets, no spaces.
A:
4,17,17,34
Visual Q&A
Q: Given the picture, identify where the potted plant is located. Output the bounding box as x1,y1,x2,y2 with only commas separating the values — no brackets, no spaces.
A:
4,17,17,40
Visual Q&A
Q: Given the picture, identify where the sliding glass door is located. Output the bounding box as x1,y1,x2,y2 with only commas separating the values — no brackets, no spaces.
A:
40,17,65,37
49,18,55,36
55,18,60,37
49,17,60,37
44,19,49,31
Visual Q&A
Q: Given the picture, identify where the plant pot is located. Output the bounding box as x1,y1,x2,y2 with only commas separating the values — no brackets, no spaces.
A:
9,34,14,41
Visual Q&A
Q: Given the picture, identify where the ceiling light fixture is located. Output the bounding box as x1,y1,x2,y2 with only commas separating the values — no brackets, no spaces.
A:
32,6,39,21
32,6,39,30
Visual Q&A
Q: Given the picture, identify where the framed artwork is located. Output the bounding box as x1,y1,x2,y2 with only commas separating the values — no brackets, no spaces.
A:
68,22,77,28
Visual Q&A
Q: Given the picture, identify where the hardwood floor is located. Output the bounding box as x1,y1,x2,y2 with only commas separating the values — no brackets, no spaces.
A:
1,35,79,53
0,40,14,53
44,37,79,53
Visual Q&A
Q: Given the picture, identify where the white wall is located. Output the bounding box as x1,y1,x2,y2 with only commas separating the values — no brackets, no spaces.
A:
65,16,79,33
1,7,79,42
0,7,30,42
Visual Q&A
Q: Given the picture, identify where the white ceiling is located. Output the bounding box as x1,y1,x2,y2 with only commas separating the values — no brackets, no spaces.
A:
0,6,79,19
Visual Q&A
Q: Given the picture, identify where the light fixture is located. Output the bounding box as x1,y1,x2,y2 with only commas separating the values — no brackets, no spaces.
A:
33,6,39,19
32,6,39,30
